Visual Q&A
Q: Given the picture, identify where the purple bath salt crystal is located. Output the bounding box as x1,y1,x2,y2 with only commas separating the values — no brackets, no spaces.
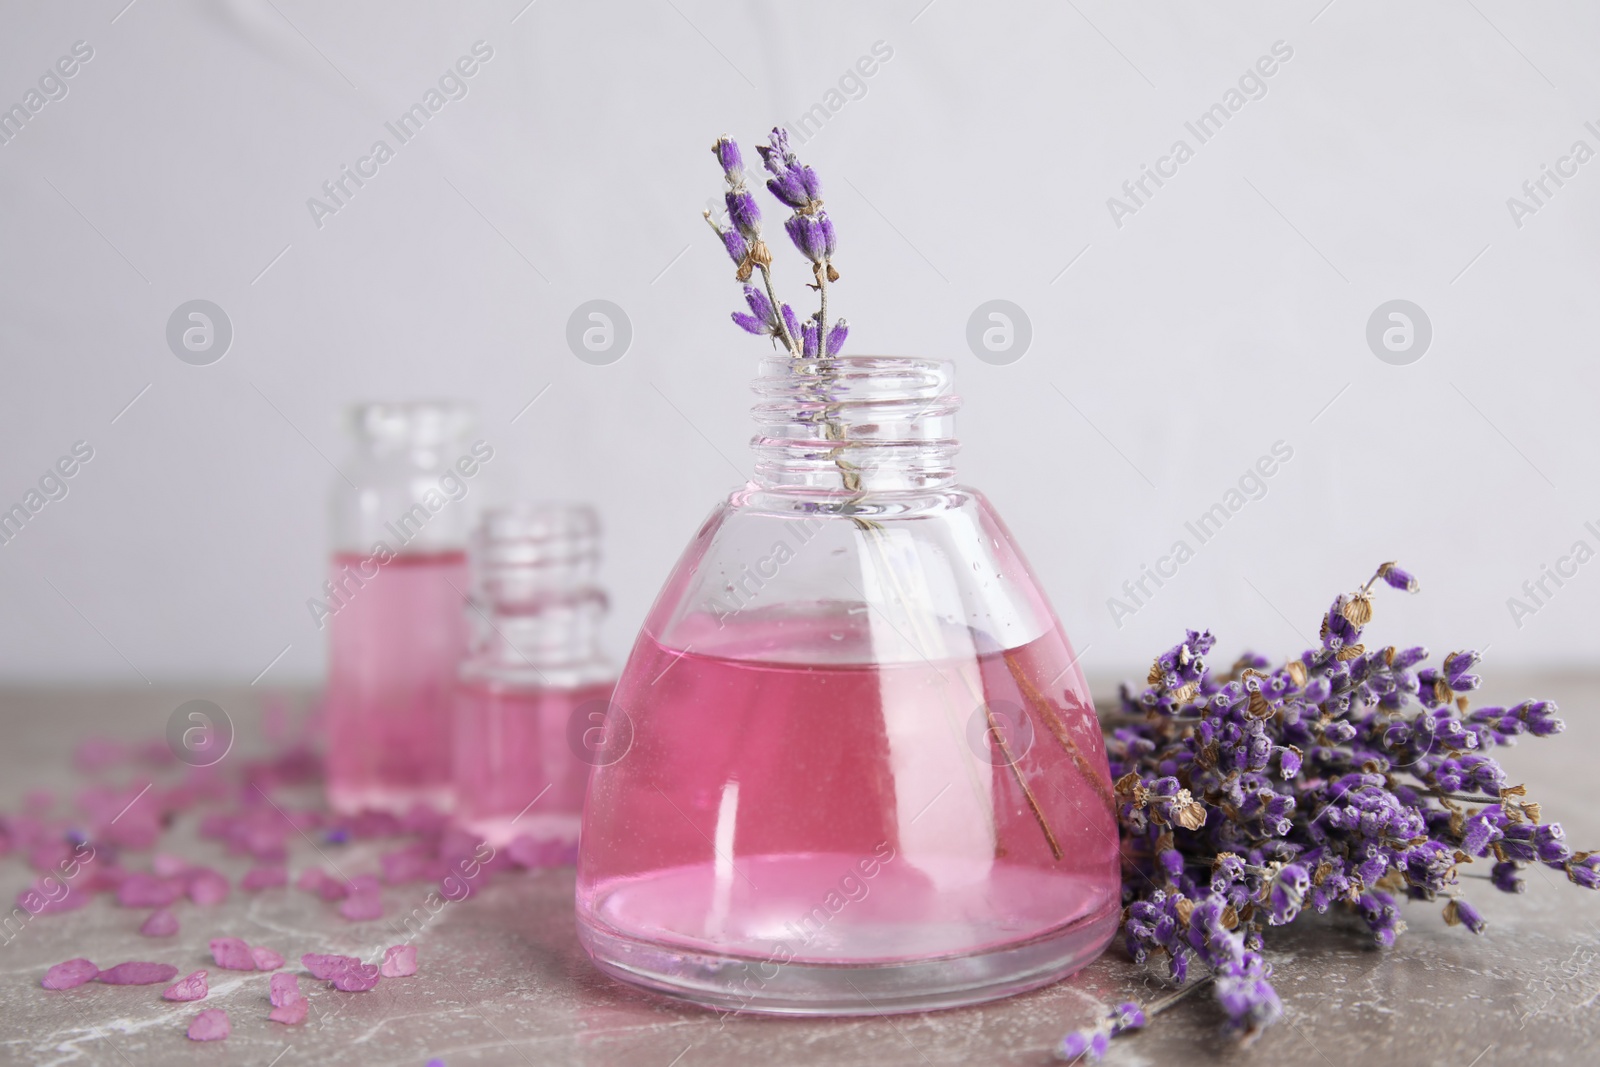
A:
339,890,383,921
295,867,348,902
163,970,209,1001
209,937,256,971
18,876,92,915
28,841,71,872
348,873,382,895
241,865,288,891
301,953,360,980
269,972,303,1007
116,873,181,909
187,869,230,906
41,958,99,990
381,846,433,885
506,834,554,869
380,945,417,978
251,946,285,971
186,1008,230,1041
97,961,180,985
151,852,190,878
139,908,179,937
329,962,382,992
269,998,309,1024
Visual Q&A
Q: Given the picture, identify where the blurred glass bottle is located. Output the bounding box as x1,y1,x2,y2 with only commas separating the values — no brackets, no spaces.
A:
324,401,481,815
452,504,615,850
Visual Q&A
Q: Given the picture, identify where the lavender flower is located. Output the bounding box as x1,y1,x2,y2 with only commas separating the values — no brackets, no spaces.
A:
1077,562,1597,1057
1055,998,1150,1062
703,128,845,360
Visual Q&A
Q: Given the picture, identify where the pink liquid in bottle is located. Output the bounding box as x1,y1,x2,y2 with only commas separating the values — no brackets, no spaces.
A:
453,678,615,847
580,610,1121,1014
449,504,615,852
325,549,470,814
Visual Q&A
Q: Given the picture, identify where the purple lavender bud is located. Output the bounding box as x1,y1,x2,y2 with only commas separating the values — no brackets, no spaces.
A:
1522,700,1564,736
1568,855,1600,890
1303,677,1332,704
743,285,775,328
1453,897,1487,933
1357,889,1404,947
759,126,791,171
1211,853,1246,892
825,319,848,357
1491,860,1524,893
1276,745,1302,778
1380,563,1419,592
797,163,822,200
1158,849,1184,880
720,228,748,265
1057,1031,1096,1061
1460,812,1502,856
730,311,764,335
1247,732,1273,771
725,190,761,241
712,136,742,176
801,321,819,358
1393,645,1429,669
1538,839,1572,864
781,304,801,343
1534,823,1570,864
766,170,810,209
784,214,827,263
1266,864,1309,925
1501,826,1537,862
819,213,837,256
1110,1002,1146,1034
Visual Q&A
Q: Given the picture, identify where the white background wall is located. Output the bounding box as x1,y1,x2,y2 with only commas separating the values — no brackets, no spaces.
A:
2,0,1597,687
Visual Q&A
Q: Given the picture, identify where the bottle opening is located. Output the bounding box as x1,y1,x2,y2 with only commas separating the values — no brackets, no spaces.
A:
750,356,960,493
347,401,477,450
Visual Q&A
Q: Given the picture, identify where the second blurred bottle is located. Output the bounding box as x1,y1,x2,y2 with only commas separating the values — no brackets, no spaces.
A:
452,504,615,849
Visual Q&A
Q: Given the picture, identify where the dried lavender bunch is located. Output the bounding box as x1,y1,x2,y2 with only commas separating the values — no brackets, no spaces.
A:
1058,562,1599,1060
705,128,846,358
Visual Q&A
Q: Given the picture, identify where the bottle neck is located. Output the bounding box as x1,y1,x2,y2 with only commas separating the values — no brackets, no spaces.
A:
335,401,480,553
749,356,960,496
462,505,611,687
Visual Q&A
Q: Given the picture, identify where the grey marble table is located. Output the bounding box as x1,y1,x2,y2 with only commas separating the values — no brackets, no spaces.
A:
2,677,1597,1067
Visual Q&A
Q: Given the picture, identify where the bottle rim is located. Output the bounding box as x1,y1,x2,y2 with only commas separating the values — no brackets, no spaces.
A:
345,401,477,445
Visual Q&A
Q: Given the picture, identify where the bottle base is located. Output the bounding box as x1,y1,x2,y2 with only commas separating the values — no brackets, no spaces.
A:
326,783,454,817
455,811,580,849
576,896,1120,1017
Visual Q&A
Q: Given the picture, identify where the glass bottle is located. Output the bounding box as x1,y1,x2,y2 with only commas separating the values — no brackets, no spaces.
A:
324,401,481,815
452,504,615,850
576,356,1120,1015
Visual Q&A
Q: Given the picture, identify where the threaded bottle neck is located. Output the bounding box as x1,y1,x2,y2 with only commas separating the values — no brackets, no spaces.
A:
749,356,960,495
463,504,610,686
